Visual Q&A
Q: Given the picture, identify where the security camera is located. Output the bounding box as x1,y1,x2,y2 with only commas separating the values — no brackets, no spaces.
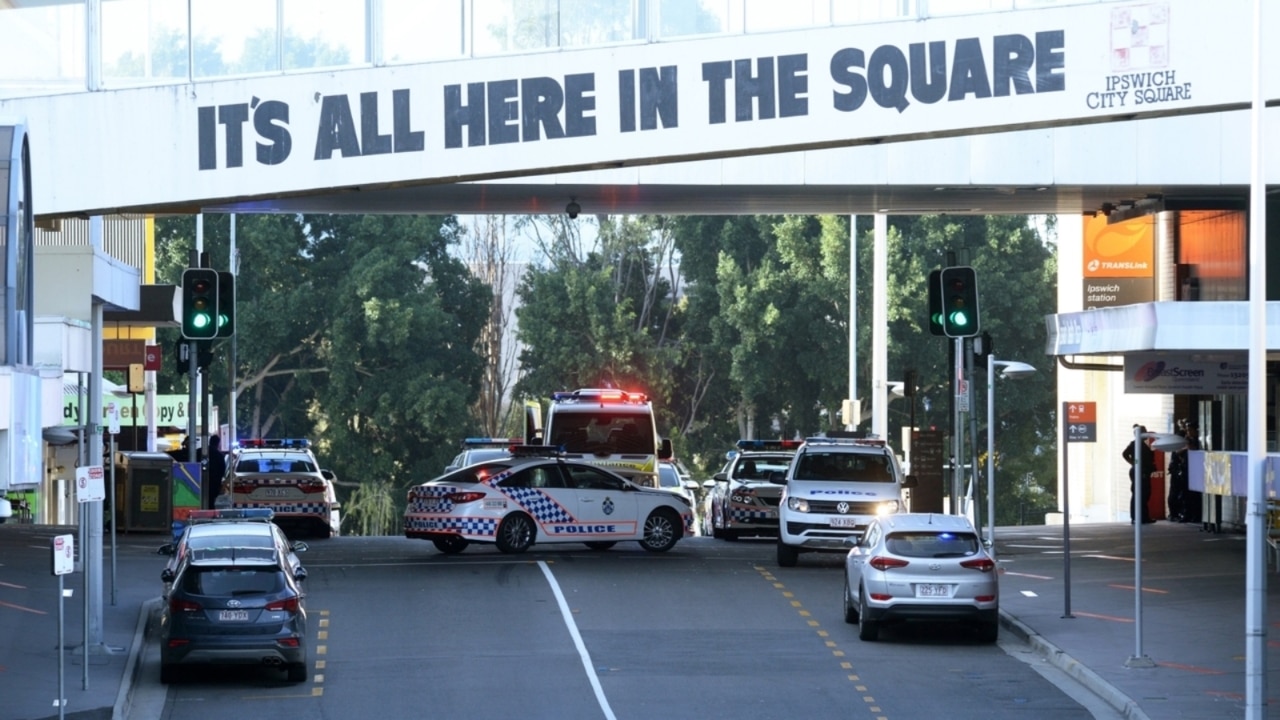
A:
566,198,581,219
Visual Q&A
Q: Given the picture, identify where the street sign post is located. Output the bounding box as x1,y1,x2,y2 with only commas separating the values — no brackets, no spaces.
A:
1061,401,1096,619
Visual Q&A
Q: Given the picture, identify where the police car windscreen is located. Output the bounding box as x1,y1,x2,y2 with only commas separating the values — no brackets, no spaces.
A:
549,413,655,454
795,453,895,483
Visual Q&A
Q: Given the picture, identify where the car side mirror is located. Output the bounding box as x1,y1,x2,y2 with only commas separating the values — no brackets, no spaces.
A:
294,567,308,582
902,474,919,489
659,437,674,461
768,471,787,484
291,541,309,553
160,568,175,583
712,472,727,482
682,480,699,491
321,469,336,481
157,543,175,556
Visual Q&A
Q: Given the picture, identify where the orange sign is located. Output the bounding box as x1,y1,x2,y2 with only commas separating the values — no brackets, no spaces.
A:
1082,214,1153,278
1066,402,1096,423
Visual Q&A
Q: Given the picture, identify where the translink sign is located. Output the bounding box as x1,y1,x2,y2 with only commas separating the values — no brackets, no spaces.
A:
1,1,1267,217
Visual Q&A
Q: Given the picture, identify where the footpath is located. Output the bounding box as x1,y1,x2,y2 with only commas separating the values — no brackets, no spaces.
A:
2,520,1277,719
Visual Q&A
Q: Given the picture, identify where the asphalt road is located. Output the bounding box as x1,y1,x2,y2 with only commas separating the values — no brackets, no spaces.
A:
125,534,1107,720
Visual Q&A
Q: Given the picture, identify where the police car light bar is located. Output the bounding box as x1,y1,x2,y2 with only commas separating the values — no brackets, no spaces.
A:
188,508,275,523
238,438,311,449
803,436,887,447
551,388,649,405
463,437,522,447
509,444,563,457
735,439,803,451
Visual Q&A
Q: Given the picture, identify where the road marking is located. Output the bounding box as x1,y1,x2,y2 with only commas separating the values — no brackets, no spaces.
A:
1004,571,1053,580
538,560,617,720
1108,583,1168,594
1156,661,1225,675
1020,590,1039,598
1072,610,1132,623
0,600,45,614
1083,554,1134,562
755,565,889,720
0,581,26,589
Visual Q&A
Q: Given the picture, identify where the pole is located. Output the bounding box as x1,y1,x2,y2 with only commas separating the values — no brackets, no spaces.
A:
986,353,995,550
109,432,116,606
1126,425,1154,667
58,573,65,720
953,337,963,515
1245,0,1268,715
1061,402,1073,618
848,214,856,430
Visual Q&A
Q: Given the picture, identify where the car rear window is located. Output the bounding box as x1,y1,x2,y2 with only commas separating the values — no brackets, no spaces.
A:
182,567,285,596
887,531,981,558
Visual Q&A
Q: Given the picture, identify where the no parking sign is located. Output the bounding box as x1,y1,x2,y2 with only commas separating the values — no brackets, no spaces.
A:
75,465,105,503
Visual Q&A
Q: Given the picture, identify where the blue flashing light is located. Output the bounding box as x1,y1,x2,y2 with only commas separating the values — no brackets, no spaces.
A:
463,437,522,447
239,438,311,449
735,439,803,451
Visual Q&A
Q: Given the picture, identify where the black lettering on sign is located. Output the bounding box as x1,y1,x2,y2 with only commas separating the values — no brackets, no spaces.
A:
316,89,424,159
252,98,291,165
314,94,361,159
619,66,678,132
199,98,292,169
831,30,1066,114
702,54,807,123
444,75,596,148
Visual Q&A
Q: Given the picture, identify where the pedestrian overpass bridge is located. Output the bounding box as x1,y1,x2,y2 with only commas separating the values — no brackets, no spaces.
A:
0,0,1274,222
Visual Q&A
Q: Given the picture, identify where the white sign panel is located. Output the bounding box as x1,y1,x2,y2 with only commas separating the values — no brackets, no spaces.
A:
1124,353,1248,394
75,465,105,503
106,402,121,435
0,0,1265,217
51,534,75,576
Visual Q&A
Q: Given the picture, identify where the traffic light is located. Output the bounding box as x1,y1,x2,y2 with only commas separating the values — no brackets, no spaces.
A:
181,268,219,339
927,269,944,336
216,271,236,339
940,265,980,338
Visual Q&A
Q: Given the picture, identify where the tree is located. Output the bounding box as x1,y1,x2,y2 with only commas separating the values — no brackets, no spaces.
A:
460,215,524,437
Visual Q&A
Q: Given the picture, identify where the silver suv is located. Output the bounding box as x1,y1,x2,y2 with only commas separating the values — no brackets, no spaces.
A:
775,435,916,567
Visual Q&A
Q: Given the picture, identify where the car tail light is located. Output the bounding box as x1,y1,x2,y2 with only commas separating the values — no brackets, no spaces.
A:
960,557,997,573
447,491,486,503
277,637,300,648
169,598,202,613
167,639,191,648
299,480,327,494
975,595,996,602
265,596,300,612
869,556,910,571
233,484,255,493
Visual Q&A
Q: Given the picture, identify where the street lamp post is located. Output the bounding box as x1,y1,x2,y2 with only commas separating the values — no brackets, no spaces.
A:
1126,426,1189,668
986,355,1037,552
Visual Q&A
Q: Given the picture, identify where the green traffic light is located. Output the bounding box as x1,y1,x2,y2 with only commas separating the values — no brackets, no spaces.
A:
191,313,212,329
949,310,970,327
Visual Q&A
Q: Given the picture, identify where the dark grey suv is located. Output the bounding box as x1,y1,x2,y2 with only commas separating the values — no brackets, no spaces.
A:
159,542,309,683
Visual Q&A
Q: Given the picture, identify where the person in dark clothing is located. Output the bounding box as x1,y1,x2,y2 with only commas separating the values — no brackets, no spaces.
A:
1167,423,1190,522
204,434,227,510
1181,422,1203,523
1122,425,1156,524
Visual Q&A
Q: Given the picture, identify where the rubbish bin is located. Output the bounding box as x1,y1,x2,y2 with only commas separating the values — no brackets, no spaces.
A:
117,451,175,533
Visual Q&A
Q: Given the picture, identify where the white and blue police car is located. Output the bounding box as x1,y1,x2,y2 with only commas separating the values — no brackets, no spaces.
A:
404,445,692,554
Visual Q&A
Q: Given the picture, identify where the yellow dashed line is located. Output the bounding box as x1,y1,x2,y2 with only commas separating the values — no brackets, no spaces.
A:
318,630,328,640
319,618,329,628
756,566,890,719
317,645,327,655
312,687,324,697
315,660,326,669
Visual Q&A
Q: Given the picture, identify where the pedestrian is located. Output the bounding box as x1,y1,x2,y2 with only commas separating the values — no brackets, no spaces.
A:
1122,424,1156,524
1181,422,1203,524
204,434,227,509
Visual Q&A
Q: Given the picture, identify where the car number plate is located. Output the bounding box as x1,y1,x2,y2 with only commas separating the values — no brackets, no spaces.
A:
829,517,860,528
916,584,952,598
218,610,250,621
263,487,291,498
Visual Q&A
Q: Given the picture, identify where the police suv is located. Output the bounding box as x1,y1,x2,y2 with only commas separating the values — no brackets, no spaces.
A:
528,388,672,488
776,435,916,567
222,439,341,539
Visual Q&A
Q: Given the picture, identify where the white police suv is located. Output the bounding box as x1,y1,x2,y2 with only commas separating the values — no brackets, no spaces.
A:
776,435,916,567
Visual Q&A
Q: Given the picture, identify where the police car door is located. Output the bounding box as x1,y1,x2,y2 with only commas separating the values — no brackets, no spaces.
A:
562,464,640,540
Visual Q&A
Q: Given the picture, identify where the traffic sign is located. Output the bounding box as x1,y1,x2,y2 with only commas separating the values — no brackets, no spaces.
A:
51,534,74,576
75,465,105,503
1065,401,1097,443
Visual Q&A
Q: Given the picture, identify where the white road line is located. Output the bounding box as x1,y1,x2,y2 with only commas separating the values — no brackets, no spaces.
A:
538,560,616,720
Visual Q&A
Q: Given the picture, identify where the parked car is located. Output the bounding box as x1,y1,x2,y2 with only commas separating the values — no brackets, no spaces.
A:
842,513,998,642
444,437,518,473
657,461,700,531
405,446,691,554
158,515,310,683
159,509,307,590
705,440,799,540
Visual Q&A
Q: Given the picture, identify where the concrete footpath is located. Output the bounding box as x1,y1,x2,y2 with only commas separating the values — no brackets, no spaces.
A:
2,520,1278,719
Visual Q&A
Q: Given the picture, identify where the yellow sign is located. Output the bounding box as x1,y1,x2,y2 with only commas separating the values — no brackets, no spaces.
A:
141,484,159,512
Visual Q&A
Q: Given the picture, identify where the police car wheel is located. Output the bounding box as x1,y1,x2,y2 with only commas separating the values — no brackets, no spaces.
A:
584,541,616,550
496,513,536,554
639,509,681,553
776,541,799,567
432,536,469,554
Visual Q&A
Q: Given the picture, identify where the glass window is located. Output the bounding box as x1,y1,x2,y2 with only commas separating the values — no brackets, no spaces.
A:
473,0,556,55
565,464,624,491
282,0,361,70
190,0,278,77
658,0,730,38
0,2,86,97
102,0,190,87
384,0,464,63
184,566,284,596
559,0,633,48
831,0,917,25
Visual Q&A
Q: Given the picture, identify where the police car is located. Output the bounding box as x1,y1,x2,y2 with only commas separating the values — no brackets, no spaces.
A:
705,440,800,540
222,439,341,539
404,446,692,554
443,437,518,473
